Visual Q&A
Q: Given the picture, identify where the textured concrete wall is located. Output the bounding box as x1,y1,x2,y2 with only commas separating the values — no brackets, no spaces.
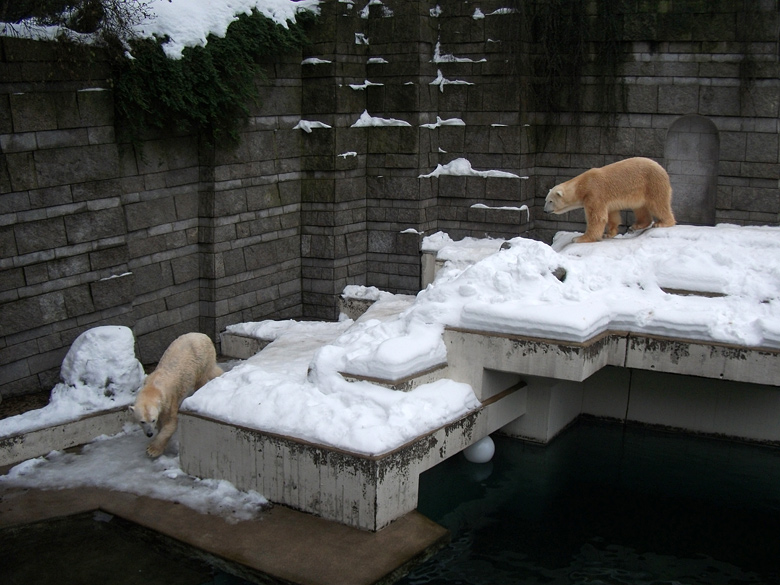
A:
1,0,778,397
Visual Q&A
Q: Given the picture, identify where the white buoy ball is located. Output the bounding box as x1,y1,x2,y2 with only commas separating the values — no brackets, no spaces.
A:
463,436,495,463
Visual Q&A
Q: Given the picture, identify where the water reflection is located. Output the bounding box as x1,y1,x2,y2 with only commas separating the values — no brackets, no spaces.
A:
401,419,780,585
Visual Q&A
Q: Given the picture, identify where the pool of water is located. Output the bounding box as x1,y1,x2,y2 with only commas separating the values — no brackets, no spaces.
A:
0,511,254,585
400,419,780,585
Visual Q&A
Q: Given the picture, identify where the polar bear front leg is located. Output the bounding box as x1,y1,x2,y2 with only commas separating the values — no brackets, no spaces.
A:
575,207,608,243
146,415,178,458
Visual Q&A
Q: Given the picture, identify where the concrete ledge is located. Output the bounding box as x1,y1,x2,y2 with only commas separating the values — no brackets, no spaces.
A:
444,328,628,397
179,384,526,531
0,407,129,468
626,335,780,386
341,363,449,392
338,296,376,321
219,332,272,360
445,327,780,390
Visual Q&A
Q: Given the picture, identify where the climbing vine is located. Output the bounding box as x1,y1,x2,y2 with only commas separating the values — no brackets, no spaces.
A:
3,1,313,146
111,10,312,146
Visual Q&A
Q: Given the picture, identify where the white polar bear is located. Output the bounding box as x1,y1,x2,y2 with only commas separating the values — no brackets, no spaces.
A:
130,332,222,457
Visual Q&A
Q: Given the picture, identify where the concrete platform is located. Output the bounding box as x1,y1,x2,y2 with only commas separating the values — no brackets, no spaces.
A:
0,485,448,585
445,327,780,389
0,407,128,468
179,384,526,531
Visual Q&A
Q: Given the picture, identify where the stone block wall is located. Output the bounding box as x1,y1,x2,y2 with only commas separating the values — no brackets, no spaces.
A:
1,0,778,397
202,54,305,334
528,0,780,241
0,39,305,396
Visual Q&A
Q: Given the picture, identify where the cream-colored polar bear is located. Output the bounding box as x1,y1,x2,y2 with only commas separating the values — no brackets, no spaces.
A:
130,332,222,457
544,157,676,243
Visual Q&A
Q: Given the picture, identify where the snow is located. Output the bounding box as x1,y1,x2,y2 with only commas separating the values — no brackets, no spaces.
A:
191,305,475,455
421,116,466,129
0,425,268,523
131,0,320,59
419,157,524,179
1,1,320,60
359,0,393,19
430,69,475,93
349,80,384,90
415,225,780,347
471,203,530,222
0,326,144,437
351,110,411,127
302,57,331,65
341,284,394,302
293,119,332,133
185,225,780,456
432,42,486,64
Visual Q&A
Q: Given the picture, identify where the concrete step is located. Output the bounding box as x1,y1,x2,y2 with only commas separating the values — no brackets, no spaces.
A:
0,407,128,468
178,382,527,531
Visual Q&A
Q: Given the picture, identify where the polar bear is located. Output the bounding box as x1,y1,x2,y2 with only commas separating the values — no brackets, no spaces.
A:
544,157,676,243
130,332,222,457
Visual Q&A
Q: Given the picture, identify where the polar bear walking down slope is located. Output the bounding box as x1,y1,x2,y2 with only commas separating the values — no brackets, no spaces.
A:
130,332,223,457
544,157,676,243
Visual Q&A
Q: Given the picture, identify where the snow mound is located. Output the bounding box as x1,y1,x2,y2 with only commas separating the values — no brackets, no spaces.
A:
417,225,780,348
1,326,144,437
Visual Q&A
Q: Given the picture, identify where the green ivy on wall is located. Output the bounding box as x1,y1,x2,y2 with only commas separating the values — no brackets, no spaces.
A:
111,9,312,146
4,1,312,146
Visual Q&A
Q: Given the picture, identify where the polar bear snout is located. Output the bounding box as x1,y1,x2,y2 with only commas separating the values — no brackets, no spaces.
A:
544,187,563,214
139,420,157,438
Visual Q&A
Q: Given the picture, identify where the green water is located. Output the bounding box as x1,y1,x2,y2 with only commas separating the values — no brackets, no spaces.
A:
401,419,780,585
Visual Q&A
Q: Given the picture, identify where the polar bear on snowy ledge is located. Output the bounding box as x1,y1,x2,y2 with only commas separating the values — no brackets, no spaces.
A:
544,157,677,243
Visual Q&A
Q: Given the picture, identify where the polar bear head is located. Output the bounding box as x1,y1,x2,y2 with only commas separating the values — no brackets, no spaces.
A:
544,183,582,215
129,398,160,438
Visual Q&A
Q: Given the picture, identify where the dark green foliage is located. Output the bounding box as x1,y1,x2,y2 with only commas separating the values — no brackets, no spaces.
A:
111,9,311,146
2,0,144,36
1,0,83,25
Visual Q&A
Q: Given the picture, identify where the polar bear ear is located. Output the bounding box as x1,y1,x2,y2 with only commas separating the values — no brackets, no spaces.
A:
128,405,135,414
554,189,563,197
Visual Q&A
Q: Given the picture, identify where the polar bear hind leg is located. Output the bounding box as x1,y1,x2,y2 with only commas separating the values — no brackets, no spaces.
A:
649,199,676,228
631,206,653,231
606,210,622,238
194,363,223,390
